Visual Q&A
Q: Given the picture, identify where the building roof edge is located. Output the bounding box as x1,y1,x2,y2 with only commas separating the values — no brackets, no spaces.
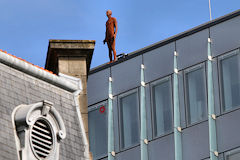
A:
0,51,79,92
90,9,240,74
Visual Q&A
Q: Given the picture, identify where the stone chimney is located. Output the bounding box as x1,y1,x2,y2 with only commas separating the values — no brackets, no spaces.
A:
45,40,95,158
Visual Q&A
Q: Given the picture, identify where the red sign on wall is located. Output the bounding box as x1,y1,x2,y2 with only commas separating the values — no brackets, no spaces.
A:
99,106,105,113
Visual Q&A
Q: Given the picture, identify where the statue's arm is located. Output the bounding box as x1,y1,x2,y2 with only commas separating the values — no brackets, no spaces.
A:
114,18,118,38
104,31,106,41
103,27,106,44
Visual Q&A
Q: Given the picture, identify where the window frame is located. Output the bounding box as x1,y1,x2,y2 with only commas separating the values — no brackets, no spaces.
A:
150,75,174,139
218,49,240,114
225,147,240,160
88,101,108,159
183,63,208,126
117,88,140,151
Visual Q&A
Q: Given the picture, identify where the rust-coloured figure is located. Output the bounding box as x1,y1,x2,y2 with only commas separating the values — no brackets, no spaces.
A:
103,10,118,62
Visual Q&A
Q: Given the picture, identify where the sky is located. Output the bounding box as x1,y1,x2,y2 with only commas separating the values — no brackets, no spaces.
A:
0,0,239,69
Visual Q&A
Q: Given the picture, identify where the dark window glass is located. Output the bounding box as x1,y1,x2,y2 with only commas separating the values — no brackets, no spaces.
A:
119,92,139,149
220,51,240,111
152,78,173,137
225,148,240,160
89,104,108,158
185,66,207,125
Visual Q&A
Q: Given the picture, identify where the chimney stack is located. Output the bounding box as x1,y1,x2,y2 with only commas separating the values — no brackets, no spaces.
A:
45,40,95,156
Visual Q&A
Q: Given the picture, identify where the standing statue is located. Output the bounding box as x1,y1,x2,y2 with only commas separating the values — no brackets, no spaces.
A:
103,10,118,63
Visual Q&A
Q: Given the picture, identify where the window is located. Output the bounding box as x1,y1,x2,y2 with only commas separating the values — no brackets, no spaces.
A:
220,50,240,112
88,103,108,159
185,64,207,125
225,148,240,160
119,90,139,149
151,77,173,137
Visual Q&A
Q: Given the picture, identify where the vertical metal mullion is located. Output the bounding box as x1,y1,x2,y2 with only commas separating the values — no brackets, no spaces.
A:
140,63,148,160
207,38,219,160
108,70,115,160
173,50,183,160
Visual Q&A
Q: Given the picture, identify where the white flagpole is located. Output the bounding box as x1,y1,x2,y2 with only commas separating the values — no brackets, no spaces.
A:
209,0,212,20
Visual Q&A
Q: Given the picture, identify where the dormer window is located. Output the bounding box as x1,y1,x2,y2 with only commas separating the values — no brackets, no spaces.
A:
12,100,66,160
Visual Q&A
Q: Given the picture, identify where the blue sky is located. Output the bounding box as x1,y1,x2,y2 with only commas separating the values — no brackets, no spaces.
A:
0,0,239,68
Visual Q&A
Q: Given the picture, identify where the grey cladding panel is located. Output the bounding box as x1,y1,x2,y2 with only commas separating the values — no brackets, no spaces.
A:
143,43,174,83
210,16,240,57
87,68,110,106
112,56,142,95
182,121,209,160
177,29,209,70
217,109,240,152
148,134,174,160
116,146,140,160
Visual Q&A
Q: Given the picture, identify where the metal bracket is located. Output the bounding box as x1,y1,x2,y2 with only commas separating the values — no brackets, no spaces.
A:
109,94,113,99
211,114,216,120
174,68,179,74
208,38,212,43
111,151,116,157
141,81,146,87
208,55,213,61
144,139,148,145
174,51,178,56
177,127,182,132
213,151,219,157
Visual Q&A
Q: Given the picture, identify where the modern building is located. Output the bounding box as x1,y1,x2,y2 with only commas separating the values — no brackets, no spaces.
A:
87,10,240,160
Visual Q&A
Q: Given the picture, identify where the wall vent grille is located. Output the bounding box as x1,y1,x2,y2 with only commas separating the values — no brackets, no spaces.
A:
31,119,53,159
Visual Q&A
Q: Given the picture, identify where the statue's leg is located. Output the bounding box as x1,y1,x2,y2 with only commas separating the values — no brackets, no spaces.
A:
107,42,112,62
112,39,117,61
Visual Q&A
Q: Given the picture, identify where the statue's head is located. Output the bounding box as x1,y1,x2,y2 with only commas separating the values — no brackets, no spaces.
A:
106,10,112,18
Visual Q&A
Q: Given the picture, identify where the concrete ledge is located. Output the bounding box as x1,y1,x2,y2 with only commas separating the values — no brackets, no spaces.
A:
49,40,95,50
45,39,95,75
